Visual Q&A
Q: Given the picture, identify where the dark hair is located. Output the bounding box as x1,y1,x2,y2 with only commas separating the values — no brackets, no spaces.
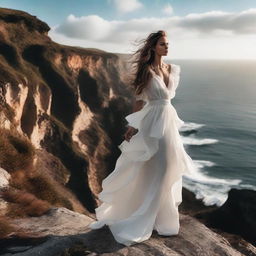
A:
130,30,167,95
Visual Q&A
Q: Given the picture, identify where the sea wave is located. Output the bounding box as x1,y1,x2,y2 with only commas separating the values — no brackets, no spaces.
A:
183,159,242,206
181,135,218,145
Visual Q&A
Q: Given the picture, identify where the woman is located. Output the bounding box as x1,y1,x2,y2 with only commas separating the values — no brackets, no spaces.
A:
89,30,196,246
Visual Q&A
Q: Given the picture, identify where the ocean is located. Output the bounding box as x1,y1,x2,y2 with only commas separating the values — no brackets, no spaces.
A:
170,59,256,207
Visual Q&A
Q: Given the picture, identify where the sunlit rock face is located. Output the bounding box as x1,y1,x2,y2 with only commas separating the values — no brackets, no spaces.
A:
0,167,10,214
0,7,133,212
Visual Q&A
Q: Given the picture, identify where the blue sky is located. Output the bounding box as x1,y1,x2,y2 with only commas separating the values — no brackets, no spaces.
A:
1,0,256,59
1,0,255,25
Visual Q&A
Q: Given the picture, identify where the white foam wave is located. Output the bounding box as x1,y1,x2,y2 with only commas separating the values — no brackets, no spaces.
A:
239,183,256,191
181,135,218,145
185,163,242,186
194,160,216,168
183,158,243,206
183,180,256,207
182,181,229,207
180,122,205,132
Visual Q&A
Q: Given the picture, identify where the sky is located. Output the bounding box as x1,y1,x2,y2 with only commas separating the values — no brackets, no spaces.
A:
0,0,256,59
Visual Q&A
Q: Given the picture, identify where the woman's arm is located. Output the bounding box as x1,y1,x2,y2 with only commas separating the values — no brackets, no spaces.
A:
132,99,145,112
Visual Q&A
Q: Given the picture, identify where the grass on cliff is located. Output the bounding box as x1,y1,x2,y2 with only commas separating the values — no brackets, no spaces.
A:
27,173,73,210
0,128,35,172
0,128,73,218
1,188,51,217
0,216,16,239
1,173,73,218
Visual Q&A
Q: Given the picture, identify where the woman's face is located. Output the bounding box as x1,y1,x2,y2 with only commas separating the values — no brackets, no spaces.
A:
153,36,169,56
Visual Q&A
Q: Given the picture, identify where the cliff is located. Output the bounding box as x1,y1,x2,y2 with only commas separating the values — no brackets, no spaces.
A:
0,7,255,256
0,7,133,213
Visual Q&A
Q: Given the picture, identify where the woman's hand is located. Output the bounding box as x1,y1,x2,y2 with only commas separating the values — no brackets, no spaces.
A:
123,100,144,142
124,126,138,142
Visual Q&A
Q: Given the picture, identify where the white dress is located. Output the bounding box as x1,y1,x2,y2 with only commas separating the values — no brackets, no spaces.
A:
89,63,196,246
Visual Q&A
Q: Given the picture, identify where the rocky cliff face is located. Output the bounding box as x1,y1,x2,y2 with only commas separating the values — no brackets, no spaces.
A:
0,7,255,256
0,7,134,213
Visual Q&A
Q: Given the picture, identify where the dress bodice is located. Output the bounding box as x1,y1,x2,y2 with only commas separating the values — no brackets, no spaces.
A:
135,63,181,102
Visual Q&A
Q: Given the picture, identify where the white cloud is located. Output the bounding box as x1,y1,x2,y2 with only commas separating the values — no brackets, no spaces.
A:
179,9,256,34
56,14,112,40
55,9,256,42
162,3,174,15
50,8,256,59
109,0,143,14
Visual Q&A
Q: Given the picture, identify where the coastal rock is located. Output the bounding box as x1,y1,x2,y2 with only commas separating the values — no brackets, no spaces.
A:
1,209,254,256
11,207,92,237
196,188,256,246
0,168,11,214
0,168,10,189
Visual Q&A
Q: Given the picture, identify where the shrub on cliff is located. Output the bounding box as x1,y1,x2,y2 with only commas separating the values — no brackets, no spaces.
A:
0,128,35,172
27,173,73,210
0,128,75,216
1,188,51,217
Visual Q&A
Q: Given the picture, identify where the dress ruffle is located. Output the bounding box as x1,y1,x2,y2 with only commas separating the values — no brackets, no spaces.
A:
119,99,185,158
169,64,181,99
118,99,193,175
125,99,184,136
89,99,196,246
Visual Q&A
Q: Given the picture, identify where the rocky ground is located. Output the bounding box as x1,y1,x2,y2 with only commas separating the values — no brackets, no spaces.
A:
0,186,255,256
0,207,255,256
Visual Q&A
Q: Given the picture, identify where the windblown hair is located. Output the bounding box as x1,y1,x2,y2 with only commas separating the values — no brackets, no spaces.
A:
129,30,167,96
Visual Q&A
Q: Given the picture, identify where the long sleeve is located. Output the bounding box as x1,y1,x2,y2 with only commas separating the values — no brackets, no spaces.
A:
172,64,181,92
170,64,181,99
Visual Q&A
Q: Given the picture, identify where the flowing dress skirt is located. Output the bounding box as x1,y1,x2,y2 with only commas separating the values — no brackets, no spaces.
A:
89,99,196,246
